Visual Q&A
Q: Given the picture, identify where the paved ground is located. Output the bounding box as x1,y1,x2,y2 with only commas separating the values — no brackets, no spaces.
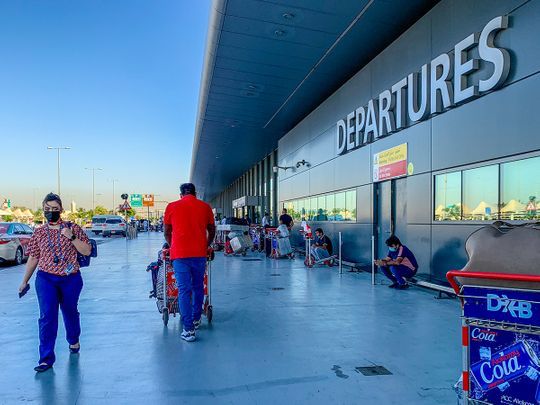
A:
0,232,461,404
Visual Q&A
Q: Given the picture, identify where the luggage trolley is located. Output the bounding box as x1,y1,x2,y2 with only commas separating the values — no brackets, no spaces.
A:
446,271,540,405
156,248,179,326
156,248,214,326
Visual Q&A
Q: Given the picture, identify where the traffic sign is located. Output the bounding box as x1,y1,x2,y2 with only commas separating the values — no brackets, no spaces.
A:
130,194,143,208
143,194,154,207
119,201,131,211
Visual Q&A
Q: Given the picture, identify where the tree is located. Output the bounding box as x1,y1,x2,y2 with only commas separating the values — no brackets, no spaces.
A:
94,206,108,215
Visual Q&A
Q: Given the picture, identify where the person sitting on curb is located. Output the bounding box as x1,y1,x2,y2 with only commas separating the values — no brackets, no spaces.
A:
374,235,418,290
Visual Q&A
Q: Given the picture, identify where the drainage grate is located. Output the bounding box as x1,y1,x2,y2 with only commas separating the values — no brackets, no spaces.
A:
271,287,285,291
242,258,262,262
355,366,392,376
270,274,281,276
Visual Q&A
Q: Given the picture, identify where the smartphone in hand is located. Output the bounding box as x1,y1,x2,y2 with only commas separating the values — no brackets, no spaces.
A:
19,284,30,298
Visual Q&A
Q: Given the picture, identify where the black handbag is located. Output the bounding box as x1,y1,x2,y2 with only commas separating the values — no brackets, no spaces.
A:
66,222,97,268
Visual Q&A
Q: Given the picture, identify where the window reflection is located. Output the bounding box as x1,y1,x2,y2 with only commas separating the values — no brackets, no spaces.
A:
315,196,327,221
283,188,357,224
462,165,498,221
501,157,540,220
345,190,356,221
334,193,345,221
435,172,462,221
309,197,317,220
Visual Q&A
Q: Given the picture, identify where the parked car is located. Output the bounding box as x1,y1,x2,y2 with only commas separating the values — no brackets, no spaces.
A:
102,217,127,237
0,222,34,265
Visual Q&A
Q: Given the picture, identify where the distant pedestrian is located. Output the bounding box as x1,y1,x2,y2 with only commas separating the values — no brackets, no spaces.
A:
164,183,216,342
18,193,92,372
374,235,418,289
262,212,271,228
279,208,294,229
221,215,227,225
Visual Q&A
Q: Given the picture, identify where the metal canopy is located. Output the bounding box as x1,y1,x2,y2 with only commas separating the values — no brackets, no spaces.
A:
190,0,439,200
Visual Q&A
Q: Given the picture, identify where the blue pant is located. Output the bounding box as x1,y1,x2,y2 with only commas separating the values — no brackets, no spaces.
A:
35,271,83,365
380,265,416,285
172,258,206,332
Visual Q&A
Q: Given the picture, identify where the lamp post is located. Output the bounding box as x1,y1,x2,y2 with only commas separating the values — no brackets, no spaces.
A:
108,179,119,214
47,146,71,195
85,168,103,212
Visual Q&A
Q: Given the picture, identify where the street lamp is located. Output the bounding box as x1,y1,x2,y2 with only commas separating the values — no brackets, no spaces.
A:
85,168,103,211
108,179,119,214
47,146,71,195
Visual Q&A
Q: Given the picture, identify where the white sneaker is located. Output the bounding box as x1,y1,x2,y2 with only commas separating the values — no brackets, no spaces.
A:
181,329,196,342
193,319,202,330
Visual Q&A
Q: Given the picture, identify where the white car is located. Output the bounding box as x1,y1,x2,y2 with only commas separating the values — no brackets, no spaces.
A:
0,222,33,265
102,217,127,237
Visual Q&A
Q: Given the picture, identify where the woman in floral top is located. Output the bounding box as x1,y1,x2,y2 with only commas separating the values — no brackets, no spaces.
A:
18,193,91,372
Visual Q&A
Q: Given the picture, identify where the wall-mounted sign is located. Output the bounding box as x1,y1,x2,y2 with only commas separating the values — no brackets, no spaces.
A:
130,194,143,208
232,196,260,208
337,16,511,156
143,194,154,207
373,143,407,182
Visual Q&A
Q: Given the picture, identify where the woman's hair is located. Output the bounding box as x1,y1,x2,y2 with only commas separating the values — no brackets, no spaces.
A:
42,192,63,209
385,235,401,246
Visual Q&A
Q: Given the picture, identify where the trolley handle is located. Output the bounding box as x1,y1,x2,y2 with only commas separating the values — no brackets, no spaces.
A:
446,270,540,303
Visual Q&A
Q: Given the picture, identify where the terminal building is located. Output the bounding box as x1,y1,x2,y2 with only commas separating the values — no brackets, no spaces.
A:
190,0,540,285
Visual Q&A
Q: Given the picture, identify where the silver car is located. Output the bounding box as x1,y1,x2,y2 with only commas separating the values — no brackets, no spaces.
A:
0,222,33,265
102,217,127,237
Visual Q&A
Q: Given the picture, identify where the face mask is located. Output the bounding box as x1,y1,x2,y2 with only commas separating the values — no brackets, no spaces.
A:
45,211,61,223
389,247,398,252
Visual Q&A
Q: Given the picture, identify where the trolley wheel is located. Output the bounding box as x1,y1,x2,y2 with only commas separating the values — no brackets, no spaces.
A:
207,305,213,323
162,308,169,326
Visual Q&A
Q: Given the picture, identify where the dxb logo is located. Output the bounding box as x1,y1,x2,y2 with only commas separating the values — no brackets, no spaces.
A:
487,294,533,319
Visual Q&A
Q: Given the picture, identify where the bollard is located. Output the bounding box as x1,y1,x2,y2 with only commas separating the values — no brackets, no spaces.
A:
371,235,375,285
339,232,343,275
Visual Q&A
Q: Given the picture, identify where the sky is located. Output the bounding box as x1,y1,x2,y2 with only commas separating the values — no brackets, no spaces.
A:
0,0,211,211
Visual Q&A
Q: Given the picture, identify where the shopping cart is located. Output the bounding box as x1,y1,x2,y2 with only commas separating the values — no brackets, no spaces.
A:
156,248,214,326
446,270,540,404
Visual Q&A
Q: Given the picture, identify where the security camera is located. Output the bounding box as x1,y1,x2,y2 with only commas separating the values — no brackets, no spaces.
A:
273,166,279,173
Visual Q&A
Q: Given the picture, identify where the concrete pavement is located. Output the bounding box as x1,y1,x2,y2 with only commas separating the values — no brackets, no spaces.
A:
0,232,461,404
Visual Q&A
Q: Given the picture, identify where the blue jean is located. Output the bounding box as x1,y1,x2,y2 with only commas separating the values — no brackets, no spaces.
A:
312,246,330,261
172,258,206,331
35,270,83,365
380,265,416,285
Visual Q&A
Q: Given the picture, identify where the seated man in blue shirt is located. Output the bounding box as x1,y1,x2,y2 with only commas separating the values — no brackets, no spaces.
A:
374,235,418,290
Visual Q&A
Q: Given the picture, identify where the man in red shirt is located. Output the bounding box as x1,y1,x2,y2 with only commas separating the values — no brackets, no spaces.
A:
164,183,216,342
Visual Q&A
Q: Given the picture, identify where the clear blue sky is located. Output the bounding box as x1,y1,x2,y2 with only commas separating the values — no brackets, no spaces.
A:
0,0,210,211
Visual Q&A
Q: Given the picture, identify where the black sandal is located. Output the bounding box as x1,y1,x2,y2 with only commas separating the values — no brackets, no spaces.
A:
34,363,52,372
69,343,80,354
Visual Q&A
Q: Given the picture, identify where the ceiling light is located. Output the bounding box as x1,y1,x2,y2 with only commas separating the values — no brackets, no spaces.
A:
274,29,286,37
282,12,295,20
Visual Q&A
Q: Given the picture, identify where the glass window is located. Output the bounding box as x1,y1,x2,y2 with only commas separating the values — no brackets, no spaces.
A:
334,192,345,221
292,200,300,221
345,190,357,221
314,196,327,221
309,197,317,220
462,165,499,221
299,199,308,220
326,194,335,221
435,172,462,221
501,157,540,220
